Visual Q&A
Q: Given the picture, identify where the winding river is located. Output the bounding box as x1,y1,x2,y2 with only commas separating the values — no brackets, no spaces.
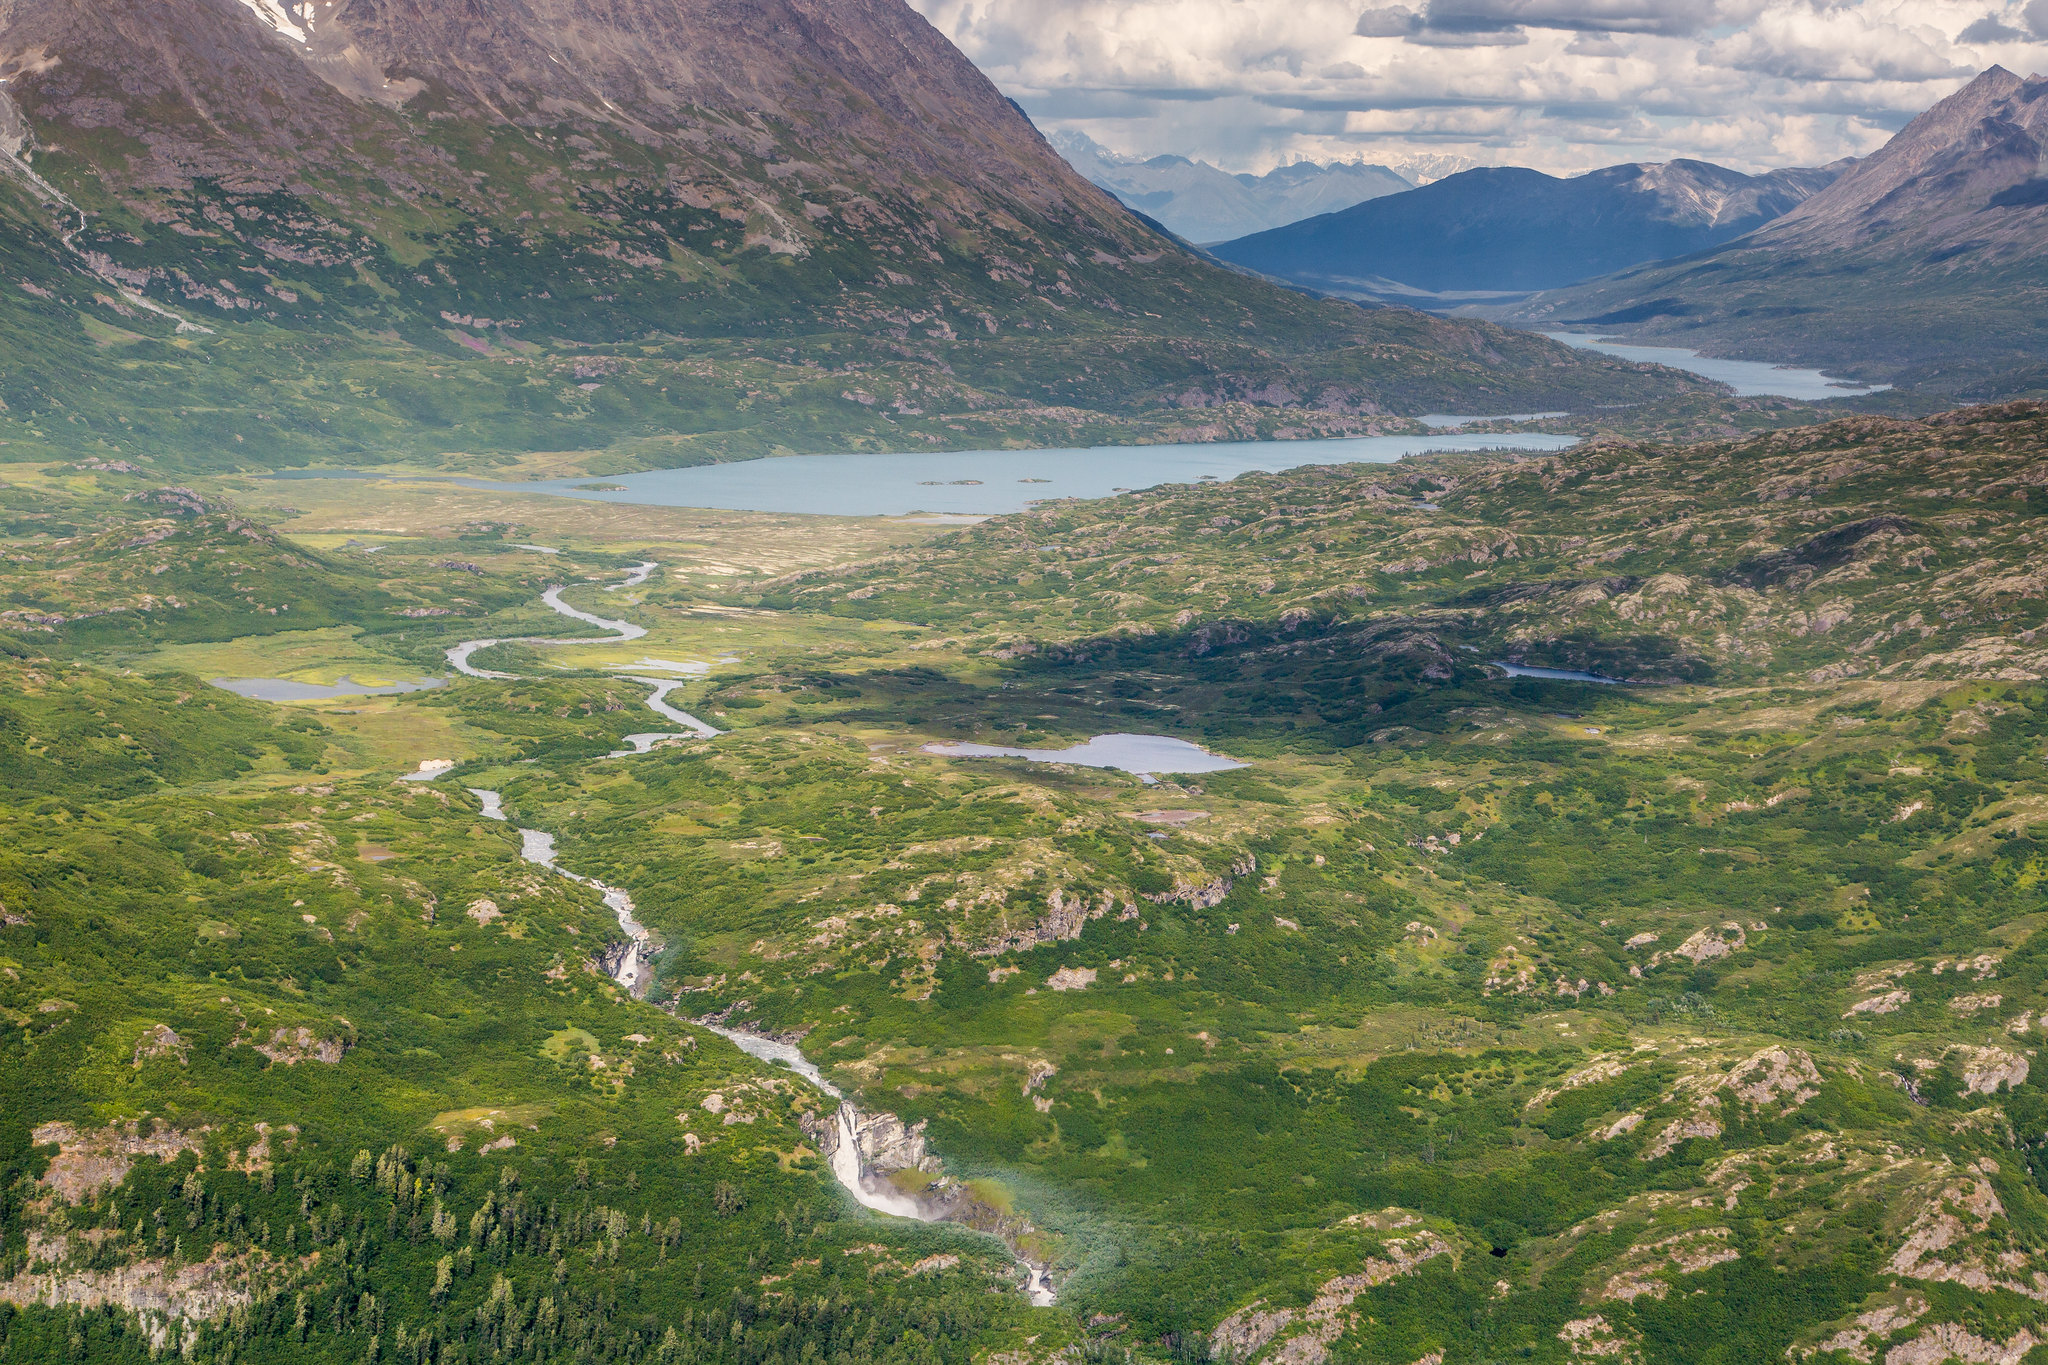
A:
444,562,721,742
437,564,1056,1304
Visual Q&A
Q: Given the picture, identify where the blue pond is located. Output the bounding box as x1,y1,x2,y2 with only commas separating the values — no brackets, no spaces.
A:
1491,662,1629,685
923,733,1246,776
211,676,445,701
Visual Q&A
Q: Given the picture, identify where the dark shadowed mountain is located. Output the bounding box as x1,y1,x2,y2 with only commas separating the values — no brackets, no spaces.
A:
1209,159,1842,299
1502,67,2048,398
1051,131,1413,243
0,0,1698,469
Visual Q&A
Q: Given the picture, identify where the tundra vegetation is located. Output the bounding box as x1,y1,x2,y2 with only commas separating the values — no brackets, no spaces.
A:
3,403,2048,1365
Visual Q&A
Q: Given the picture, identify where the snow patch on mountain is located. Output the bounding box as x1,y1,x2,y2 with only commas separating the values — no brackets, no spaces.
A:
232,0,310,45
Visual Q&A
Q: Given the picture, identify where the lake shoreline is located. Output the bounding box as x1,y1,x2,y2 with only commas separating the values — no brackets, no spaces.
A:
265,430,1579,518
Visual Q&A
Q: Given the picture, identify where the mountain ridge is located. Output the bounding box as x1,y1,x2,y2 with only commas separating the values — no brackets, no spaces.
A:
0,0,1698,470
1050,131,1414,243
1208,156,1844,299
1496,67,2048,398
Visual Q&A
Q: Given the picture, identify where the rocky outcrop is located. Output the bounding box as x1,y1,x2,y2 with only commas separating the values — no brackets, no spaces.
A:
972,887,1126,957
1209,1218,1452,1365
130,1024,189,1068
252,1025,346,1066
1883,1323,2039,1365
0,1248,266,1353
1726,1047,1821,1111
838,1107,940,1179
1147,855,1256,910
32,1121,206,1204
1045,966,1097,992
1885,1161,2048,1301
1641,1113,1722,1161
799,1096,1057,1298
1595,1228,1739,1302
1557,1315,1641,1362
1954,1046,2028,1095
1806,1297,1928,1363
1661,922,1747,966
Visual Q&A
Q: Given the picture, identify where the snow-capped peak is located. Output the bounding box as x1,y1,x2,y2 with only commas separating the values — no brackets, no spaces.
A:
233,0,311,46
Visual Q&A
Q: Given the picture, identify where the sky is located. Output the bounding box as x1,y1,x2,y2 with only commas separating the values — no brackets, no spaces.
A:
907,0,2048,176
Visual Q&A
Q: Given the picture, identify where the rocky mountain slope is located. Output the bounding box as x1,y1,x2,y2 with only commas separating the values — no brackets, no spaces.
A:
1211,158,1841,300
1051,132,1413,243
1502,67,2048,398
0,0,1691,472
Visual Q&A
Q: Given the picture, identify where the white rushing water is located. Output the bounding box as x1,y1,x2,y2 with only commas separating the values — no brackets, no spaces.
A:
496,813,654,996
700,1023,1053,1302
467,785,1053,1304
432,566,1048,1302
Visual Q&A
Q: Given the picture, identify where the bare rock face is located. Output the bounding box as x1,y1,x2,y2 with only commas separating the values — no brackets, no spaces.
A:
0,0,1144,290
1208,1218,1452,1365
40,0,1114,217
1726,1046,1822,1111
33,1121,207,1204
799,1102,937,1180
1755,67,2048,258
846,1106,937,1176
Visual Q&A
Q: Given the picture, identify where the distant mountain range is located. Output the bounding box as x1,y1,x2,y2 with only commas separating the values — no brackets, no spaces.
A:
1051,132,1413,244
1208,159,1844,300
1500,66,2048,398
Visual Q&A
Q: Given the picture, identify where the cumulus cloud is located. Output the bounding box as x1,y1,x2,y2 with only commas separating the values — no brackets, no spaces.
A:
907,0,2045,175
1958,14,2028,39
1355,5,1423,36
1709,8,1972,82
1418,0,1722,36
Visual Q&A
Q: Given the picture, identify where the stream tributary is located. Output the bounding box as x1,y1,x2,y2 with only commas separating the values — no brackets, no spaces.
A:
442,563,722,743
466,782,1058,1304
434,565,1056,1303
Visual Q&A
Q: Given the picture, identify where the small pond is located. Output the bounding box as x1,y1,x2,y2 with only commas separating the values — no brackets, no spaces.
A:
211,675,444,700
923,733,1246,777
1491,662,1629,685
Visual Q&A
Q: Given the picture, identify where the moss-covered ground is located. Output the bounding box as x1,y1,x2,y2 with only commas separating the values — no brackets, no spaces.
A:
5,404,2048,1364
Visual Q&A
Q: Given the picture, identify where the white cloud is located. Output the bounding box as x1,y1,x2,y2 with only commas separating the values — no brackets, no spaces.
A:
908,0,2048,174
1708,4,1972,82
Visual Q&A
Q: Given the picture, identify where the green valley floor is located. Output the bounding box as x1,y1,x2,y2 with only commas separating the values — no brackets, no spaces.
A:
4,405,2048,1364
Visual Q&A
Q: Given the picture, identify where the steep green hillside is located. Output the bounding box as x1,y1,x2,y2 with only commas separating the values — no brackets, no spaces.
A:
0,660,1048,1364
